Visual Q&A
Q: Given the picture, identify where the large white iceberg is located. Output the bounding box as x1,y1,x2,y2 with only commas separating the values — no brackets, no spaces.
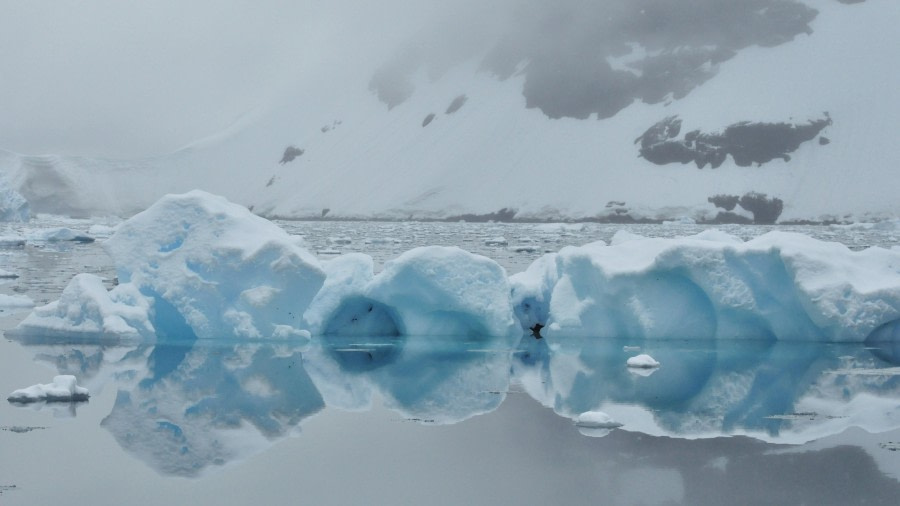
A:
511,231,900,342
103,190,325,340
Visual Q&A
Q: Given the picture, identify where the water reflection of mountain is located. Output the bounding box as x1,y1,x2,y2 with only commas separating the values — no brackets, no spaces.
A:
14,335,900,477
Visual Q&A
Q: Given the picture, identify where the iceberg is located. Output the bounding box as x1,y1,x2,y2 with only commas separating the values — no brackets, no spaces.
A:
103,190,326,340
511,231,900,342
10,191,900,345
7,375,89,403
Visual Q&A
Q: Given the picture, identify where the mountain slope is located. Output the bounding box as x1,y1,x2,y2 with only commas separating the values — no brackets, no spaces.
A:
1,0,897,222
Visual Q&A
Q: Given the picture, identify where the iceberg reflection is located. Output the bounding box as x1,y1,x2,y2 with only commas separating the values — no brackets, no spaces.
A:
11,335,900,476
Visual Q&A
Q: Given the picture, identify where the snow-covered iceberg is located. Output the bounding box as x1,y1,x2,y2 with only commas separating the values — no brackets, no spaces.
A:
7,375,89,403
511,230,900,342
103,190,326,341
10,191,900,344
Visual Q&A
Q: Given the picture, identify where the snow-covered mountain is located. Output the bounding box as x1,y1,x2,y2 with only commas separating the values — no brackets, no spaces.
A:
1,0,897,223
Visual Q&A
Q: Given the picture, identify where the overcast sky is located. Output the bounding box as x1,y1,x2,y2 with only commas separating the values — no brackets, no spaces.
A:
0,0,454,158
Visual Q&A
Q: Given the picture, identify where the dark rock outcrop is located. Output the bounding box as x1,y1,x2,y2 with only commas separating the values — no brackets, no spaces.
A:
708,192,784,224
637,115,832,168
279,146,305,165
445,95,468,115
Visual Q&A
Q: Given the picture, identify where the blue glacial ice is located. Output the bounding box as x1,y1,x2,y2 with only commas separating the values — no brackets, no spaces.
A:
10,190,900,344
511,229,900,342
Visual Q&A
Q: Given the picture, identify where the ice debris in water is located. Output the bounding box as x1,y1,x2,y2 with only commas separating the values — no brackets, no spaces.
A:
0,294,34,308
11,191,900,343
627,354,661,369
7,375,89,403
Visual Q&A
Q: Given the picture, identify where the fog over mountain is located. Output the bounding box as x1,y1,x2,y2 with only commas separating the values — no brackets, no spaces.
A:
0,0,896,222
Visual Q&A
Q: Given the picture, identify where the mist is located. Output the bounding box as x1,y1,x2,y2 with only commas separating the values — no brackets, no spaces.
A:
0,0,443,158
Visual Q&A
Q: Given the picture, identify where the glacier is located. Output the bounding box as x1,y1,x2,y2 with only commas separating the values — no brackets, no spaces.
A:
10,191,900,345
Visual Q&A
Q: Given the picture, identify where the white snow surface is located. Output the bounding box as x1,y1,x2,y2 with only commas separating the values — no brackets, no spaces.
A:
0,1,897,222
7,375,89,403
12,192,900,343
627,354,661,369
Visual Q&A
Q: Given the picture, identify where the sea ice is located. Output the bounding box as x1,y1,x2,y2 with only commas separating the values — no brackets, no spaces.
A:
627,354,661,368
0,267,18,279
7,375,89,403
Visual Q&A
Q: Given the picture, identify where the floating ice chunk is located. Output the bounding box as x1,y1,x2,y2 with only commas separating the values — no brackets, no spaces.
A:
0,293,34,308
574,410,623,429
12,273,154,340
28,227,94,243
104,191,325,340
0,235,26,248
484,237,508,246
627,354,661,368
0,267,19,279
365,246,516,339
7,375,89,403
87,224,118,237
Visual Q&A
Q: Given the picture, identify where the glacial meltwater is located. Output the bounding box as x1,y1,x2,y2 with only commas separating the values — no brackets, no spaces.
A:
2,216,900,505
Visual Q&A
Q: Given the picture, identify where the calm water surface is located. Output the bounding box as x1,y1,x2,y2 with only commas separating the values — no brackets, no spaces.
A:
1,218,899,505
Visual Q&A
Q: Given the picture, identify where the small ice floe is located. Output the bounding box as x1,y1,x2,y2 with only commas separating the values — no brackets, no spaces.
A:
623,345,641,352
484,237,508,247
7,375,90,403
627,354,660,369
0,267,19,279
0,235,25,248
0,294,34,309
574,410,623,429
574,411,623,438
